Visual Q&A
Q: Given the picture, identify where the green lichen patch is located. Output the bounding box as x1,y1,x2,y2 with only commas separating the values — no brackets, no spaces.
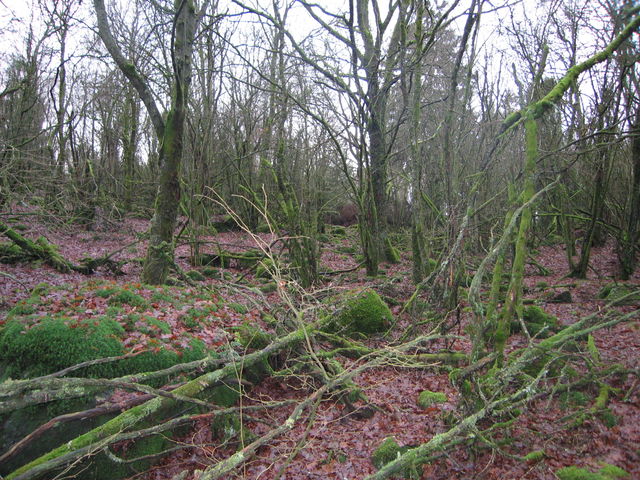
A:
416,390,447,409
331,289,393,336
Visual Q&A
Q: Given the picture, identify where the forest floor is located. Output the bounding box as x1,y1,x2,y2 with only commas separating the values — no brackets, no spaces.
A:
0,211,639,480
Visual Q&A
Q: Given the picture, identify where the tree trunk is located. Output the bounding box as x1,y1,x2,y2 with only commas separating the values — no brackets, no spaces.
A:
618,106,640,279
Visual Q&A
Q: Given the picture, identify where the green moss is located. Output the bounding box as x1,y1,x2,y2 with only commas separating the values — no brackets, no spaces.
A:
370,437,417,478
255,258,276,279
30,282,50,297
383,237,401,264
7,299,38,316
0,243,29,264
371,437,401,469
143,316,171,335
202,266,218,278
95,287,120,298
416,390,447,409
598,284,640,305
556,464,629,480
150,291,174,303
511,305,559,337
206,384,240,407
107,290,148,308
228,302,248,314
256,223,271,233
557,466,603,480
332,226,347,235
235,323,273,350
587,334,601,363
598,463,630,479
560,391,589,410
598,408,618,428
105,306,124,318
0,316,125,378
523,450,545,462
259,282,277,293
332,289,393,336
185,269,206,282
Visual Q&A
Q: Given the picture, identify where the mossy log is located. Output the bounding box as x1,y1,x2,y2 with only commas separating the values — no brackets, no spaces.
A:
0,221,126,275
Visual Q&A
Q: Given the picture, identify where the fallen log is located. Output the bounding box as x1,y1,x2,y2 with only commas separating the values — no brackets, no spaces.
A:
0,220,129,275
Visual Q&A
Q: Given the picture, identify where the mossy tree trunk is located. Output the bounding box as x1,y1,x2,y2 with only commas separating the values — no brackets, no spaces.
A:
618,105,640,279
94,0,199,285
494,116,538,360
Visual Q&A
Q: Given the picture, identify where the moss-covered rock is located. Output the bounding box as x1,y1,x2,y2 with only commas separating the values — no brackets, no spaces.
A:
598,284,640,305
416,390,447,409
331,289,393,336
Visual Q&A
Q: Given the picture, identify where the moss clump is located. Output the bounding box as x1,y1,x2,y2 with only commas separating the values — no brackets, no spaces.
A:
185,269,205,282
417,390,447,409
370,437,418,478
202,266,218,277
556,464,630,480
7,299,38,316
598,284,640,305
523,450,545,462
371,436,401,469
332,289,393,336
598,463,630,479
107,289,148,308
0,316,125,378
256,223,271,233
560,391,589,410
94,286,121,298
0,242,29,264
255,258,276,279
228,302,248,314
511,305,559,337
384,237,401,264
235,323,273,350
30,282,50,297
259,282,277,293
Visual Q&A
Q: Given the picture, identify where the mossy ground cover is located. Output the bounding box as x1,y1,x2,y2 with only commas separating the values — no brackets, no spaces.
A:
0,281,266,380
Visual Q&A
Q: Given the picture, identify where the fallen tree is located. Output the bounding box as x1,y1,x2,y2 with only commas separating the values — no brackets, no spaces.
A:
0,220,129,275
